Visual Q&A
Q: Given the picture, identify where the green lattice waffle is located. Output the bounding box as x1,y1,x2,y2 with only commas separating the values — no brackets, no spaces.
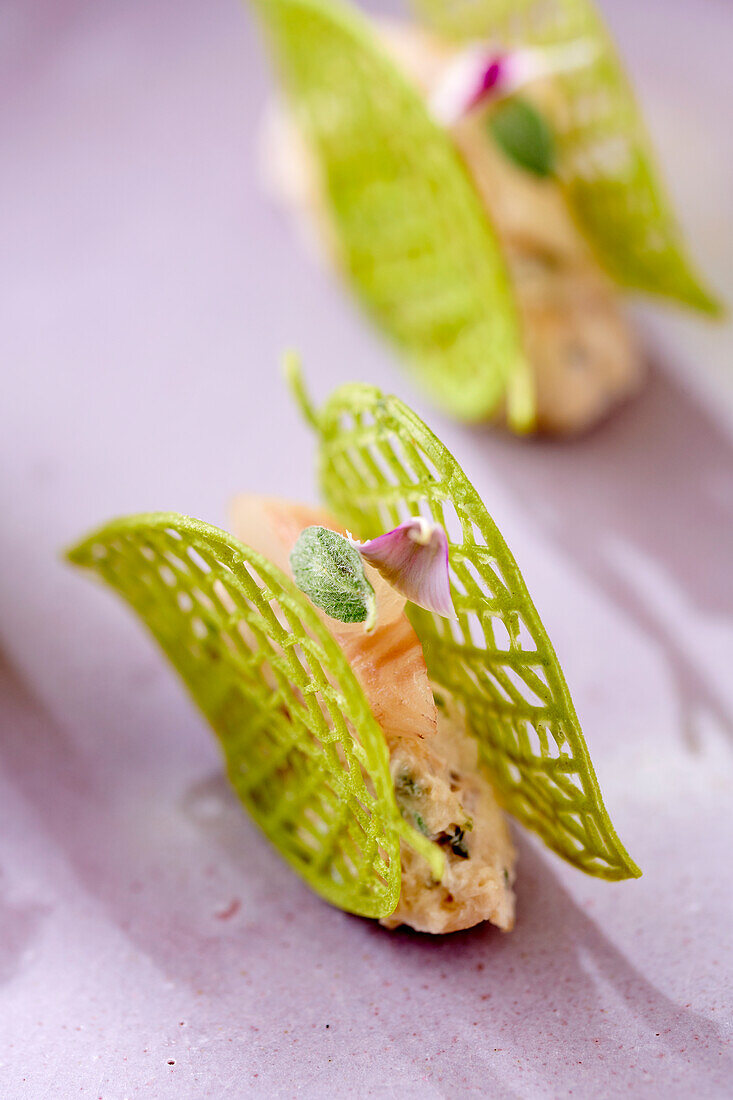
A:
67,379,639,910
299,375,640,880
67,513,443,919
251,0,533,429
413,0,720,313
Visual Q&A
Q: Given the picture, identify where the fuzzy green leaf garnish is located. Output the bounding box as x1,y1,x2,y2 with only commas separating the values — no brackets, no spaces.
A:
67,513,443,916
489,97,556,178
301,374,640,880
290,524,377,628
413,0,721,313
250,0,534,428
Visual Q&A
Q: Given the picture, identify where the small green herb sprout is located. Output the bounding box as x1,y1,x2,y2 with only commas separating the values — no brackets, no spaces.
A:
290,525,377,629
489,97,556,178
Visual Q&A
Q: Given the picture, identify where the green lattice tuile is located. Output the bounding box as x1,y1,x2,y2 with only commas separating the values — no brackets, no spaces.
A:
67,512,443,919
67,374,640,903
413,0,721,313
292,367,640,880
250,0,534,429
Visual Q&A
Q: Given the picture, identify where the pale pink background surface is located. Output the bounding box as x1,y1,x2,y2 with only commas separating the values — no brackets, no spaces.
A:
2,1,732,1096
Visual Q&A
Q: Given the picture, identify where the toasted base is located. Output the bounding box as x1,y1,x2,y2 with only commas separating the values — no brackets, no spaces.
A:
383,704,516,934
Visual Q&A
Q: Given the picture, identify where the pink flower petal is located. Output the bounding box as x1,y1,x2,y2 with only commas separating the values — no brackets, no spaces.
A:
429,39,599,125
350,518,457,620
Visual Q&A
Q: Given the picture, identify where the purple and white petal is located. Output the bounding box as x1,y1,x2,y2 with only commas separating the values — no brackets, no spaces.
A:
350,517,457,620
429,39,599,125
428,44,502,126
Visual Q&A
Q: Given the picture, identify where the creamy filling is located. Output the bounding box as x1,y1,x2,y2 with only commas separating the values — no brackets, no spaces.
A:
382,699,515,934
229,496,516,934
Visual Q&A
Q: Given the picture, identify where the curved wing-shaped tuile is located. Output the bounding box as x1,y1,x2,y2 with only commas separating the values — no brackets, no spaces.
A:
67,512,411,917
309,380,640,880
413,0,720,313
251,0,533,428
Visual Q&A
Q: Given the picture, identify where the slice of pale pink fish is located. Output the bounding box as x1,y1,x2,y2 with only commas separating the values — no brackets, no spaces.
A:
229,495,516,933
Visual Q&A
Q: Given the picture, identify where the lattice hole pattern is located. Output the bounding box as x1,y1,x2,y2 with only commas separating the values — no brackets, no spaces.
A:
315,383,640,879
68,513,404,917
